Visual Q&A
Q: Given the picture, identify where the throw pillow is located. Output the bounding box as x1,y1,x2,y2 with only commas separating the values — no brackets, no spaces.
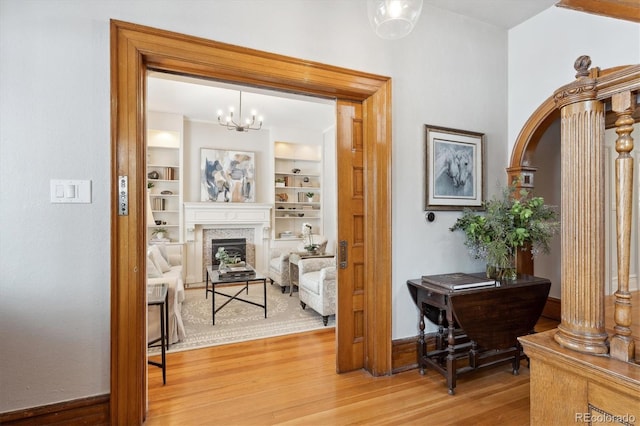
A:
149,244,171,273
147,252,163,278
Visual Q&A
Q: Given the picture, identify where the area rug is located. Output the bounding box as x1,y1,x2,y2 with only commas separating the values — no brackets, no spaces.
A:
149,282,335,354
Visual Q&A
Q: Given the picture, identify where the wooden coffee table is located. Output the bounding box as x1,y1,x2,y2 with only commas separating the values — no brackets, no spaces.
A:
288,252,335,296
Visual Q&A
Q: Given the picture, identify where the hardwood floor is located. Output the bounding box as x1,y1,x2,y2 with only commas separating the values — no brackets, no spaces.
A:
147,318,559,425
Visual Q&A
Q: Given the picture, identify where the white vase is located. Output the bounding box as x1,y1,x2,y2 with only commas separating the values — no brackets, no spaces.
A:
307,196,313,202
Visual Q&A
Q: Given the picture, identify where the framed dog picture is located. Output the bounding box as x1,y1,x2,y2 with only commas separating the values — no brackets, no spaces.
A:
201,148,255,202
424,125,484,211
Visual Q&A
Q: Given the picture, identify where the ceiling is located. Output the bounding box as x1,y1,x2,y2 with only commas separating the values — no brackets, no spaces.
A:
145,1,560,131
425,0,558,29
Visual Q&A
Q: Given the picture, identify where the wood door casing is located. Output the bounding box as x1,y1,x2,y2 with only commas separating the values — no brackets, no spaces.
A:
111,20,392,425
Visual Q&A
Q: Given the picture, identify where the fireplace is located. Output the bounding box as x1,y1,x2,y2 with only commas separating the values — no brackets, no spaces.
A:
212,238,246,267
183,202,272,284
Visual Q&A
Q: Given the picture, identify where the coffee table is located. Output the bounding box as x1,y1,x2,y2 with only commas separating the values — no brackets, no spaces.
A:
205,265,270,325
288,252,335,296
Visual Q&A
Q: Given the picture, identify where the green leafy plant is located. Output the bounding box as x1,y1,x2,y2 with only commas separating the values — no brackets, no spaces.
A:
450,181,559,278
305,192,314,199
215,247,240,265
152,227,167,236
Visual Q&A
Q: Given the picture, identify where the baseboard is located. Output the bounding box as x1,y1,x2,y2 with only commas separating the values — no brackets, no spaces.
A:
541,297,561,321
392,334,436,373
0,394,109,425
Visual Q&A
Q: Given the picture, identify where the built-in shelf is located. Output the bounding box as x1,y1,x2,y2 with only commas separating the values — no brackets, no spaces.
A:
273,141,323,241
146,117,183,243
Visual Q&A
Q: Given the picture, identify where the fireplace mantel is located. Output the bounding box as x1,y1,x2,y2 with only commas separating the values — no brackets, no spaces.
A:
183,202,272,283
184,202,272,232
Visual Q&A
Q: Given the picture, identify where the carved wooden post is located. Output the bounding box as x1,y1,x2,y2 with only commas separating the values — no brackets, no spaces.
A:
610,90,636,362
553,56,609,355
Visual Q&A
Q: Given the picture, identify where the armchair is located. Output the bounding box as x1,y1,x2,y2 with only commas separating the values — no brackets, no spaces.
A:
298,257,336,326
268,247,293,293
268,235,329,293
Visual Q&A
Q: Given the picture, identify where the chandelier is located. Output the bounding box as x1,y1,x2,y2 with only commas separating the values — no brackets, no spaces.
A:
217,91,263,132
367,0,423,40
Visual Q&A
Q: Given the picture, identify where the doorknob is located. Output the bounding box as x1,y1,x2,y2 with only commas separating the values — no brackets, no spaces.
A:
339,240,348,269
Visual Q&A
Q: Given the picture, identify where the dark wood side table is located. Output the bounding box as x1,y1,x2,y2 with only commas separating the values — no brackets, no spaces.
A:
147,282,169,385
407,273,550,395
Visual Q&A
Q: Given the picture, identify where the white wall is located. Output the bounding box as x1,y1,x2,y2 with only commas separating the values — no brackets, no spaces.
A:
1,0,633,413
508,10,639,298
183,120,273,203
508,8,640,156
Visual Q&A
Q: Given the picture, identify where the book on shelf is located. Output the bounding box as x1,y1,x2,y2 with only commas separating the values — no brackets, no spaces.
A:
421,273,496,290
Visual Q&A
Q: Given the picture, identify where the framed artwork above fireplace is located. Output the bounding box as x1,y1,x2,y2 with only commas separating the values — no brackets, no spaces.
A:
200,148,255,203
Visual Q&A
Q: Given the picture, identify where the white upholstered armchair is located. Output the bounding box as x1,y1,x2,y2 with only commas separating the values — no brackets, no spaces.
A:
268,247,293,293
268,235,329,293
298,256,336,326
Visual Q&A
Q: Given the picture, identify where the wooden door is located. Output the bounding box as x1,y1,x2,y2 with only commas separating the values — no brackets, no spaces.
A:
111,20,392,424
336,101,365,371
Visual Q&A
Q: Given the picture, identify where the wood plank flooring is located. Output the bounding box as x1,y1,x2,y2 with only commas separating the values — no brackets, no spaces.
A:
147,318,559,426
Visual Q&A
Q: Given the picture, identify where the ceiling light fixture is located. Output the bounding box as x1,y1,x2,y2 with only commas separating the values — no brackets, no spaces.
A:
367,0,423,40
217,91,263,132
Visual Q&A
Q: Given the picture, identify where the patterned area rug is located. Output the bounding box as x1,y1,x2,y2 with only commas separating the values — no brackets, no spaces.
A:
149,282,335,354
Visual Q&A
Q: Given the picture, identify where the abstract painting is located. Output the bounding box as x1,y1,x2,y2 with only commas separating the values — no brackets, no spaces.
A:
201,148,255,202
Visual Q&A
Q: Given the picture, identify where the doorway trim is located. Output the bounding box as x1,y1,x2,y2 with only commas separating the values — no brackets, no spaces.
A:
110,20,392,424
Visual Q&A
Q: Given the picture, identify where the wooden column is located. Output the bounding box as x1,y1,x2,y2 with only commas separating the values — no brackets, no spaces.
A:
553,56,609,355
610,90,636,362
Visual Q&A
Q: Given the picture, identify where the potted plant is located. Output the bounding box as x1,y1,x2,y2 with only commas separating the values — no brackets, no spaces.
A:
152,227,168,240
305,191,314,202
214,247,241,271
301,222,319,253
275,177,285,187
450,181,559,280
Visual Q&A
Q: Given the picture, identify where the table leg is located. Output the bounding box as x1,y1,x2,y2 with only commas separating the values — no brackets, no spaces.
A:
418,304,426,375
446,309,456,395
205,268,209,299
436,308,445,350
160,300,166,385
263,278,267,318
165,292,169,350
212,281,216,326
289,262,296,296
512,342,522,375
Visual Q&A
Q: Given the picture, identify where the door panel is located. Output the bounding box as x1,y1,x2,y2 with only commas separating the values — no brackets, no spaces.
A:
336,101,365,372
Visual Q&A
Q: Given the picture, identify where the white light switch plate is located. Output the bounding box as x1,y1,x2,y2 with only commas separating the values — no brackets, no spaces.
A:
50,179,91,203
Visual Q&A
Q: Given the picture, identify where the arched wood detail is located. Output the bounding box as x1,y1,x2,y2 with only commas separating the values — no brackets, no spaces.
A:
508,64,639,275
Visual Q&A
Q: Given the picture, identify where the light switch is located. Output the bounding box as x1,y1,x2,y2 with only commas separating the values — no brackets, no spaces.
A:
64,184,76,198
50,179,91,203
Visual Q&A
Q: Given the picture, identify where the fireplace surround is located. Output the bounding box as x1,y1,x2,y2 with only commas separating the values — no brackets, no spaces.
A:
184,202,271,284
